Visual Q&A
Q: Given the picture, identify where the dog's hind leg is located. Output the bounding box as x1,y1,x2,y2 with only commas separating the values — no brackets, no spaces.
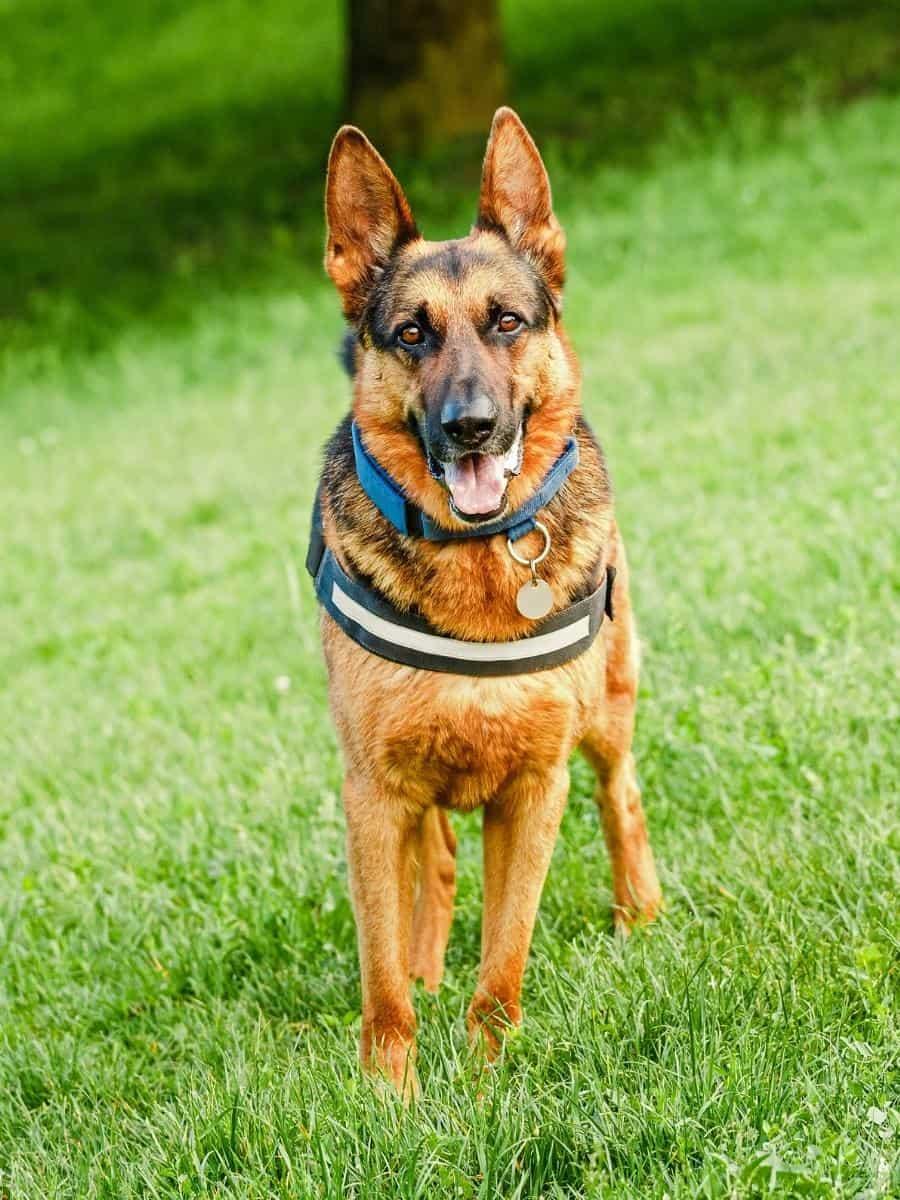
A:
409,806,457,992
580,535,661,932
583,742,661,932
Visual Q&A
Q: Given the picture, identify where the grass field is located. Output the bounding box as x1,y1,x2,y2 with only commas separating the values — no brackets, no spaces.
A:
1,1,899,1196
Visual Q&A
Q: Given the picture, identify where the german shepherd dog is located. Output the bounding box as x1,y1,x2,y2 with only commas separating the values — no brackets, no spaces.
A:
316,108,661,1094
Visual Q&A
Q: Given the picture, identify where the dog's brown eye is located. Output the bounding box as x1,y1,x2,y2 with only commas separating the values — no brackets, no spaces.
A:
498,312,522,334
398,324,424,346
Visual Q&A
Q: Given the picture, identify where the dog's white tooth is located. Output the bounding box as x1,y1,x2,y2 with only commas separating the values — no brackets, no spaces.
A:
503,425,524,471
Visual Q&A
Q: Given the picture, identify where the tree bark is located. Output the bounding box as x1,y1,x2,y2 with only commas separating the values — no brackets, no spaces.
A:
347,0,506,155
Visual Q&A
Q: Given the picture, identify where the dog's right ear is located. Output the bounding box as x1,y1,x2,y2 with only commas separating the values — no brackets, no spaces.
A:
324,127,418,321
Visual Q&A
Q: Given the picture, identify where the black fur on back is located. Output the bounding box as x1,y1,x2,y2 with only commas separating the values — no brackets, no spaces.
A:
338,329,358,377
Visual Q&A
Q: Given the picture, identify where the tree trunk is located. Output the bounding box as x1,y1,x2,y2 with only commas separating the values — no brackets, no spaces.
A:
347,0,506,155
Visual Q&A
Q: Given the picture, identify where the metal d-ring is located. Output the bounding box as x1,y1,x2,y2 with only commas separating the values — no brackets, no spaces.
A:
506,520,551,568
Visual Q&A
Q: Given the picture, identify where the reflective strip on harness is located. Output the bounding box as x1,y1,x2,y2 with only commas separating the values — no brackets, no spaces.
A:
306,494,614,677
330,577,592,664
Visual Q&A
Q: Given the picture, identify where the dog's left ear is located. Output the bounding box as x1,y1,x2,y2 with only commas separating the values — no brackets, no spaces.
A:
325,126,419,321
477,107,565,305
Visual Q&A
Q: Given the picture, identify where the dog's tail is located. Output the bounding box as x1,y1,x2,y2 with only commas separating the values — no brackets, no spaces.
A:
338,329,358,377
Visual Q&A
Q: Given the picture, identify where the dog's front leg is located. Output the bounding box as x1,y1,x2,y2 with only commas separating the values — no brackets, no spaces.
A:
344,775,419,1099
468,765,569,1057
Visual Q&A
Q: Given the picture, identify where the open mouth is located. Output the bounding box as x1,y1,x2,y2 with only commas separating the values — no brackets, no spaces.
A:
429,426,524,520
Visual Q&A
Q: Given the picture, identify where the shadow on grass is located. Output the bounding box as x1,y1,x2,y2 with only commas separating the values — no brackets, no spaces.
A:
1,0,898,351
1,86,338,345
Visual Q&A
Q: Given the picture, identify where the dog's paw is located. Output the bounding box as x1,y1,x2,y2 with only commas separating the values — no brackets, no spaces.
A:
612,888,664,936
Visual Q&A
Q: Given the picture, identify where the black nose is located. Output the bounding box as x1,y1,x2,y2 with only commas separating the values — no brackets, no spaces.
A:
440,394,497,448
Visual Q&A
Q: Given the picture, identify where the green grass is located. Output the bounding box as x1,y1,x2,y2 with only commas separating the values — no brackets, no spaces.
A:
1,1,899,1196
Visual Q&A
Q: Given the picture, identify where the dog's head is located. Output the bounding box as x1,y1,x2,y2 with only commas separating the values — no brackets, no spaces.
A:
324,108,577,524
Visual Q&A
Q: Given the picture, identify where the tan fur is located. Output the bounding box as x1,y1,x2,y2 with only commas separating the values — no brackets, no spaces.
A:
319,109,661,1094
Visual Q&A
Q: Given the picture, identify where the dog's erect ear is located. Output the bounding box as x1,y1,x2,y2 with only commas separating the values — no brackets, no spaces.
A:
324,126,419,321
477,107,565,304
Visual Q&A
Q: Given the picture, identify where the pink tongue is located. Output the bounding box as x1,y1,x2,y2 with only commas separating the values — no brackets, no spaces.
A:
444,454,506,515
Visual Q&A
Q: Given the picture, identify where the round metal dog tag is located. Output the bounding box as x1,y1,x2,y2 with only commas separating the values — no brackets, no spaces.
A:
516,578,553,620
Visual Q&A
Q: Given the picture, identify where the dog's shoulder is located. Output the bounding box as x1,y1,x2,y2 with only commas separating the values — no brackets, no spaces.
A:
572,414,609,489
321,415,355,504
318,413,366,538
322,412,354,482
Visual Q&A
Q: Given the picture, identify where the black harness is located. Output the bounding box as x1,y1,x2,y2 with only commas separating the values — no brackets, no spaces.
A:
306,424,614,676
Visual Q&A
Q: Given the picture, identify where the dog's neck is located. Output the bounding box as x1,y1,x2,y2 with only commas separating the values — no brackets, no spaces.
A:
324,411,614,645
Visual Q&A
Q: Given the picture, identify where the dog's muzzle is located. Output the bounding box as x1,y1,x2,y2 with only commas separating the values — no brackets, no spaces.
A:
428,424,524,519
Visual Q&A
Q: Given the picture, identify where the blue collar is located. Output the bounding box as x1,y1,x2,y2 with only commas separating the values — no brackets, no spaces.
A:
351,421,579,543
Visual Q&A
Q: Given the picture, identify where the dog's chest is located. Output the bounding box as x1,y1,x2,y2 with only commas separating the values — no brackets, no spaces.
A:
412,683,567,797
336,647,605,812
